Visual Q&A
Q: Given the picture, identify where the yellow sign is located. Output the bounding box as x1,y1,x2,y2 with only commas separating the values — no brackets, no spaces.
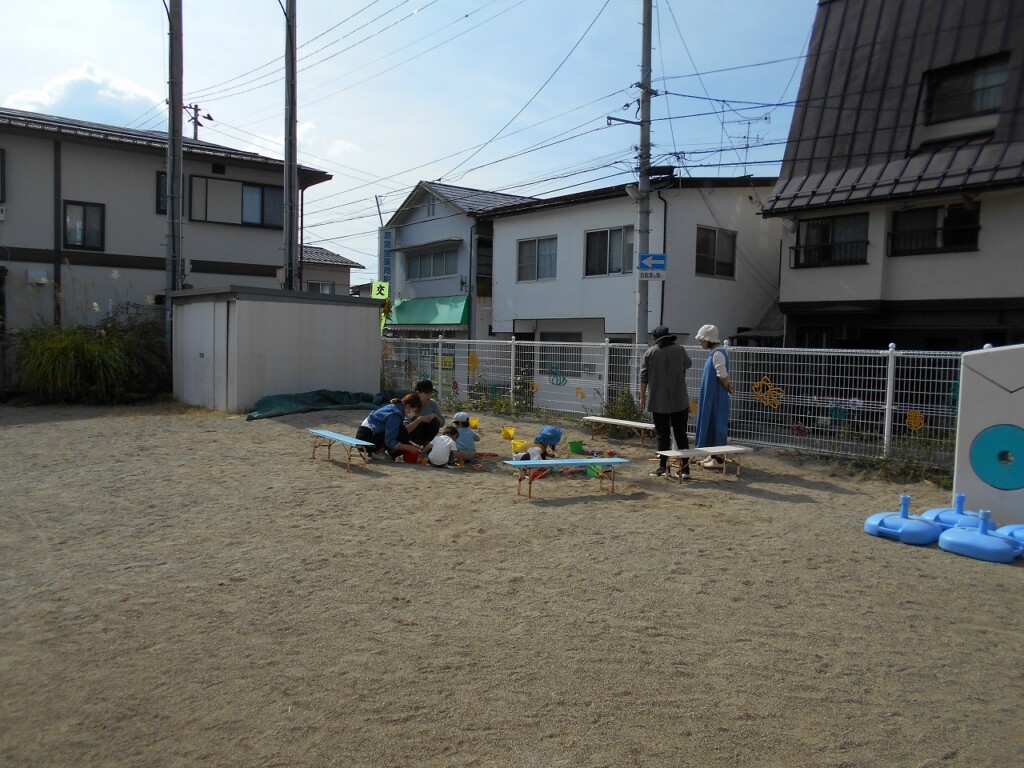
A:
371,281,390,300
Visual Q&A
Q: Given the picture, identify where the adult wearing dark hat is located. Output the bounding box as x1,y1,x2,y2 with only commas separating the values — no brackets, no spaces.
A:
405,379,445,445
639,326,693,479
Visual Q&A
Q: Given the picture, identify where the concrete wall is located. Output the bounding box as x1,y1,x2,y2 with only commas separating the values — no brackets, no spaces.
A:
173,286,382,412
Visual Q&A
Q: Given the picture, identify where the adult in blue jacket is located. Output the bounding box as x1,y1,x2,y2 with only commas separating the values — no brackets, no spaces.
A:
356,393,424,459
694,324,734,467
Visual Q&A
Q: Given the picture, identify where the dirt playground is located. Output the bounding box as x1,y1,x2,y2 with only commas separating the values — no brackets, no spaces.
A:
1,403,1021,767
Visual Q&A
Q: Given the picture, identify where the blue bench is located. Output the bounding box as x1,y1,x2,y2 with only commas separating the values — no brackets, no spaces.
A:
503,457,631,498
309,429,375,471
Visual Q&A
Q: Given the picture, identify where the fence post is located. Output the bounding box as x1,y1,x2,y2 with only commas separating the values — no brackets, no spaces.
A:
602,338,611,407
510,336,517,412
436,335,444,401
882,342,897,458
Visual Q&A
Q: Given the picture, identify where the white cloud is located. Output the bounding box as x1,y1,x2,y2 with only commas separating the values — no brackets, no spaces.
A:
4,64,163,126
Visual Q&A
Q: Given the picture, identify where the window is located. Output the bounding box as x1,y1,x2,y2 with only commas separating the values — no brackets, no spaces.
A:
540,332,582,377
407,248,457,280
792,214,868,268
926,54,1009,125
426,198,436,217
0,148,5,203
889,205,980,256
585,226,633,276
695,226,736,278
307,281,335,295
156,171,167,215
517,236,557,281
189,176,283,228
242,183,283,227
64,201,105,250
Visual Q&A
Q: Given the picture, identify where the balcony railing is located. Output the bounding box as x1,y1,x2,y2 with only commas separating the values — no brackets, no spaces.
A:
887,225,980,256
790,240,869,269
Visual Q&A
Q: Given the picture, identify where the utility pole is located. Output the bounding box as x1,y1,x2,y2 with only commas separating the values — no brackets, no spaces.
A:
184,103,213,140
165,0,183,352
282,0,299,291
634,0,653,345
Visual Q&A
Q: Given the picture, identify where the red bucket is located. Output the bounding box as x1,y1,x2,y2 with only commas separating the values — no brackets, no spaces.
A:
402,451,419,464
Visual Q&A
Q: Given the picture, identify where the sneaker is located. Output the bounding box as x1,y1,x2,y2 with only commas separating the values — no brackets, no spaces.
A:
650,466,668,477
699,457,720,469
680,470,692,481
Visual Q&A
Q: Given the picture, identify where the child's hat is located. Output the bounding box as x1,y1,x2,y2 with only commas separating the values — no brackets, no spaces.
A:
453,411,470,423
535,426,563,446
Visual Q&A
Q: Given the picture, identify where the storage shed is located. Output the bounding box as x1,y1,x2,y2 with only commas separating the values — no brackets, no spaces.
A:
172,285,382,412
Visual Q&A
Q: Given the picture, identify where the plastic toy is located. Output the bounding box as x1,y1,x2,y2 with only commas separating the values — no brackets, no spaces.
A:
938,510,1024,564
864,494,942,545
920,493,985,530
995,524,1024,544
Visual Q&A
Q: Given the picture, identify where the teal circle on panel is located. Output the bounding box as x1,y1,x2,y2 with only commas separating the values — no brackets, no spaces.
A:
969,424,1024,491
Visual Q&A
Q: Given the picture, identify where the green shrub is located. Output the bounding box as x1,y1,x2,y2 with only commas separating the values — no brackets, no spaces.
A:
600,387,647,438
15,318,170,404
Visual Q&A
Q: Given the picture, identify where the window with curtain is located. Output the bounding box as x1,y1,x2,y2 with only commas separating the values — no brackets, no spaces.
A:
695,225,736,277
926,54,1009,125
517,236,557,281
585,226,633,276
64,200,105,250
407,248,457,280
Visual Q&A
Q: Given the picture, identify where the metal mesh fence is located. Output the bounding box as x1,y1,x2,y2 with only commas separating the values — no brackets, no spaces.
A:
382,338,962,469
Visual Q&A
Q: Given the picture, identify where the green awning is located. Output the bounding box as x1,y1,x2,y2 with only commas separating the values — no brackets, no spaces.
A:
392,295,468,326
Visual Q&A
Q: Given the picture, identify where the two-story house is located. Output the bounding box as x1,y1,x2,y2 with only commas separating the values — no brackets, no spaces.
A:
0,107,331,333
486,177,782,345
763,0,1024,350
300,245,364,295
378,181,535,339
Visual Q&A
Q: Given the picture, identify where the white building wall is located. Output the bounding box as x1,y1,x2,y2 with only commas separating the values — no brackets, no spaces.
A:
658,186,782,341
882,189,1024,301
492,197,638,340
390,197,470,301
492,186,782,343
778,204,886,305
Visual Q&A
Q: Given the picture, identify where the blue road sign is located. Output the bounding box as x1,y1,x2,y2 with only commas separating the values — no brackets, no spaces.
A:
638,253,666,270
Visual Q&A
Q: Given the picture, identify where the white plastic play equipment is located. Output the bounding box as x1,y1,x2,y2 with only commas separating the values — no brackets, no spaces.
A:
952,343,1024,525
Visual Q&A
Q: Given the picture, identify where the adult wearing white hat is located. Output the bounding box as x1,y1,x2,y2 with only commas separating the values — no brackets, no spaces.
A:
694,324,734,467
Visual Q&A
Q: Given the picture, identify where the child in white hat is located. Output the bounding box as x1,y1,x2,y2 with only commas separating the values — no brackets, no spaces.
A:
451,411,481,462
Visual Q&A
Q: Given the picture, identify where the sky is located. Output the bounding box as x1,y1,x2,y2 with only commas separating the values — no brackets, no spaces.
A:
0,0,818,285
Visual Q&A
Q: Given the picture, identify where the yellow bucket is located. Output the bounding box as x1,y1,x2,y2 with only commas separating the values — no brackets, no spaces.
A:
511,439,527,453
501,426,516,440
469,417,480,429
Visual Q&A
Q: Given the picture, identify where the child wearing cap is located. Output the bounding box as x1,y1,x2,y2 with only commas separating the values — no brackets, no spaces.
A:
513,425,562,461
451,411,481,462
421,425,460,468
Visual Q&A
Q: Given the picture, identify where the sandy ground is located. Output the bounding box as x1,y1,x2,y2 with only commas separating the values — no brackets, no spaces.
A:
1,402,1021,768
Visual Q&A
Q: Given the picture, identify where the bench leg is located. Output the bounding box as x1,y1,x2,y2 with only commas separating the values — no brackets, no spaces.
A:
312,435,335,461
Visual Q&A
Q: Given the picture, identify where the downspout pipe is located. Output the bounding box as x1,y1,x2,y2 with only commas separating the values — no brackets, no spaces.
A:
657,189,668,328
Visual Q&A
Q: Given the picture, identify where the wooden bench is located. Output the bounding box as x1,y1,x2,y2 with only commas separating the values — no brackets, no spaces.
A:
657,444,753,483
309,429,375,471
582,416,657,447
503,457,631,498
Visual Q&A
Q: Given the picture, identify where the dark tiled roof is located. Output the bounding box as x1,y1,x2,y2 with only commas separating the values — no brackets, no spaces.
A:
764,0,1024,215
0,107,331,186
300,245,364,269
420,182,535,213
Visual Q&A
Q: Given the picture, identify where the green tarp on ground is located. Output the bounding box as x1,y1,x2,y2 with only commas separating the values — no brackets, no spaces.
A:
246,389,406,421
